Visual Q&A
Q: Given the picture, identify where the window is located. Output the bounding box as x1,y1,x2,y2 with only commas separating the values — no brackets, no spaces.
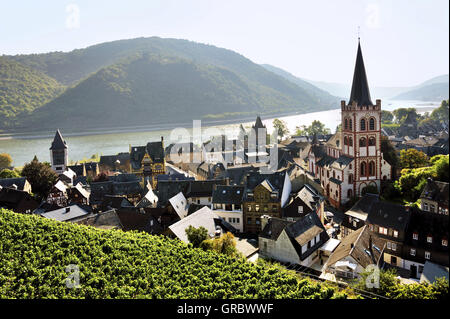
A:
344,118,348,130
359,137,367,147
427,236,433,243
393,230,398,238
255,204,260,212
255,219,260,225
387,242,391,249
431,205,436,213
369,118,375,130
361,162,367,176
368,137,376,146
413,233,418,240
348,174,353,184
391,243,397,251
369,161,375,176
349,137,353,146
344,136,348,146
410,248,416,256
247,218,252,224
247,205,252,212
360,118,366,131
347,189,353,199
379,227,388,235
423,203,429,211
442,239,448,247
425,251,431,259
349,119,353,130
298,206,303,214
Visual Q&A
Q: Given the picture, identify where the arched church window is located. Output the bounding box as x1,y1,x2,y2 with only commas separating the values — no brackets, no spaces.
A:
359,137,367,147
361,162,367,176
360,118,366,131
369,137,376,146
344,119,348,130
369,118,376,130
348,189,353,198
344,136,348,145
349,137,353,146
349,119,353,130
369,161,375,176
348,174,353,184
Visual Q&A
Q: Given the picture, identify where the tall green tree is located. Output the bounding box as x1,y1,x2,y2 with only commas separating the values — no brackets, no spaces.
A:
381,110,394,124
185,226,209,248
0,153,12,169
20,156,58,200
272,118,289,141
295,120,331,136
0,169,20,179
399,149,429,169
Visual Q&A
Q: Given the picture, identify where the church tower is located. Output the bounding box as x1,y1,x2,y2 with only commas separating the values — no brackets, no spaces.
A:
341,40,383,196
50,129,68,174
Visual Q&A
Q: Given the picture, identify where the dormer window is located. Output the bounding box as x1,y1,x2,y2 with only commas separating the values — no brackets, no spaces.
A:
413,232,418,240
427,236,433,244
393,230,398,238
410,248,416,256
442,239,448,247
425,251,431,260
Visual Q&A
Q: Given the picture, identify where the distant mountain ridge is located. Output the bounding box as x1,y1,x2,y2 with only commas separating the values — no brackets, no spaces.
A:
293,71,448,101
1,37,340,132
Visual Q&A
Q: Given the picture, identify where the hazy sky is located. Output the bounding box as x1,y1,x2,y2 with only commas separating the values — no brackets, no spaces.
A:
1,0,448,87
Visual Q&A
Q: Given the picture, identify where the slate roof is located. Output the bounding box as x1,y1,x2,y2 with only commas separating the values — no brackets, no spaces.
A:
185,180,226,198
334,155,354,168
156,180,191,206
285,212,327,246
212,185,244,205
99,152,130,167
50,129,67,150
329,177,342,185
168,192,189,219
420,179,449,206
316,155,335,167
365,199,411,231
41,205,90,222
74,209,123,230
326,225,386,270
348,41,373,106
117,208,163,234
147,141,165,163
259,217,294,240
0,177,28,191
253,116,265,129
420,261,449,284
109,174,140,183
71,183,90,199
168,206,222,243
67,164,84,176
0,188,37,209
101,195,135,210
112,181,143,196
245,171,286,192
345,193,380,221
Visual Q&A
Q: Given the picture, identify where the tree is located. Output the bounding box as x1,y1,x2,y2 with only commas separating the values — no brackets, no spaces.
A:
295,120,331,136
185,226,209,248
393,108,418,124
380,136,399,177
430,99,449,124
20,157,58,200
399,149,429,169
272,119,289,141
0,169,20,179
200,232,240,257
0,153,12,169
433,155,449,182
381,110,394,124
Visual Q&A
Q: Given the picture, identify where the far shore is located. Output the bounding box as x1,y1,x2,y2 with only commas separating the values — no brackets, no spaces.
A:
0,107,337,141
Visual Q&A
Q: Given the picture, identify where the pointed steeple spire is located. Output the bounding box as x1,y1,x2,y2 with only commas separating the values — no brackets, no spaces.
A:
348,40,373,106
50,129,67,150
253,116,265,129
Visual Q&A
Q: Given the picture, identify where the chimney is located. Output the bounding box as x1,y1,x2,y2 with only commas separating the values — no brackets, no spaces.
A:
225,177,230,186
65,207,70,213
11,184,17,190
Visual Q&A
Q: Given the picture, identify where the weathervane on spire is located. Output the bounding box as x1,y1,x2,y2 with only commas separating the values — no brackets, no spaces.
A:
358,26,360,42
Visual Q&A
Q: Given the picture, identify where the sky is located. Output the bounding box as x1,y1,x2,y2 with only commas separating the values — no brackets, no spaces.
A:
0,0,448,87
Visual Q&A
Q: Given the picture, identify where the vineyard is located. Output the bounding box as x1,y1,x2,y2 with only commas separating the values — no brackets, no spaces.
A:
0,209,352,299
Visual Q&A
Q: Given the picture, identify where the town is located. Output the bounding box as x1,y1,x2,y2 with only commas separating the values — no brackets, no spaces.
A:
1,40,448,294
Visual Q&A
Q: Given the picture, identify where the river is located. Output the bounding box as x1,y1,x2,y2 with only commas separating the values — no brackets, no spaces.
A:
0,99,440,167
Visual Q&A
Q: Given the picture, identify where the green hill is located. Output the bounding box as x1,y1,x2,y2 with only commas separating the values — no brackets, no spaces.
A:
18,54,324,130
0,57,64,128
0,208,349,298
3,37,338,132
392,74,449,101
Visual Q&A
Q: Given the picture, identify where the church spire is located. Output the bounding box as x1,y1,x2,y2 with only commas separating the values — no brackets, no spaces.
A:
348,40,373,106
49,129,67,150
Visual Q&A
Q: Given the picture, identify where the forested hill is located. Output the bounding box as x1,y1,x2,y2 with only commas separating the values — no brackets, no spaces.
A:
1,37,339,132
0,57,64,128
